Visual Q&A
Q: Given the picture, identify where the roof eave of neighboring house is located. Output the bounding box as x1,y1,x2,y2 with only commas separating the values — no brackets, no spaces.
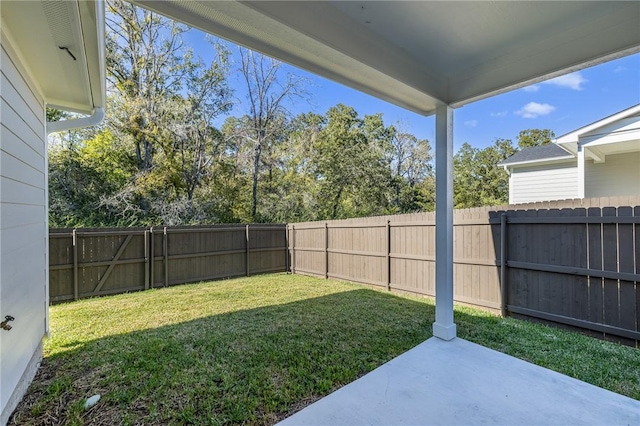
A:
554,103,640,155
498,141,576,168
500,155,576,171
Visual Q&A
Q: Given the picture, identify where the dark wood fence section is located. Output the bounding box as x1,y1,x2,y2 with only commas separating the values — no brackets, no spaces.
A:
49,225,287,303
504,204,640,343
289,196,640,342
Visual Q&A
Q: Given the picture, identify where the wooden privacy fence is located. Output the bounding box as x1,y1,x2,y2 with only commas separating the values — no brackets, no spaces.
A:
49,224,287,303
504,205,640,343
289,212,502,311
288,196,640,342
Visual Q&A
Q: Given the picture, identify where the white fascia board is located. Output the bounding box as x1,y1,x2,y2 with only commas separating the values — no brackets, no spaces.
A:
581,129,640,147
555,104,640,145
79,0,106,112
48,0,105,114
503,156,576,170
47,0,105,131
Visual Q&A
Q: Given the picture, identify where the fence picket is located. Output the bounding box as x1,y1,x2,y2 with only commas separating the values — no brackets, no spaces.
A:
617,206,636,333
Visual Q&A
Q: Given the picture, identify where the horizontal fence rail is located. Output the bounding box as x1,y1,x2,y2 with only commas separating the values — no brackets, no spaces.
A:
49,224,287,303
289,196,640,344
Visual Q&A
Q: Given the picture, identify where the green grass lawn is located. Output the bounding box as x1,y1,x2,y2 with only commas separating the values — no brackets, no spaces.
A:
11,274,640,425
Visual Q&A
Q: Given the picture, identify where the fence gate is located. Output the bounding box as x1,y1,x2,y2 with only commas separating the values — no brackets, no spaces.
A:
49,229,148,303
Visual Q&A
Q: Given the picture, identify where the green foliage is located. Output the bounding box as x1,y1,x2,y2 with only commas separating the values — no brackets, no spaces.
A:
389,132,434,213
453,138,517,208
517,128,555,149
46,0,557,225
311,105,394,219
46,108,67,122
48,130,137,227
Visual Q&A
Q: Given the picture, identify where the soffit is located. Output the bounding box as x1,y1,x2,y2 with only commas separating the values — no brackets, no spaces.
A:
132,0,640,116
1,0,105,114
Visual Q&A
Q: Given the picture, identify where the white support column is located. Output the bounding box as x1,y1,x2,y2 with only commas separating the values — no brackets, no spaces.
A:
577,144,585,198
433,104,456,341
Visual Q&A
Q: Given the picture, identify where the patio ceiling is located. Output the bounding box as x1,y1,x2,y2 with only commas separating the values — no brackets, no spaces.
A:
132,1,640,116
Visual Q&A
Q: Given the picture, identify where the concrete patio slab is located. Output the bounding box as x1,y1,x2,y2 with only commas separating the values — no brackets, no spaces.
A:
278,337,640,425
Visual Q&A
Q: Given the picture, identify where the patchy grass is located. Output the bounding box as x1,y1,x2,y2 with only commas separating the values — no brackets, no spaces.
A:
10,274,640,425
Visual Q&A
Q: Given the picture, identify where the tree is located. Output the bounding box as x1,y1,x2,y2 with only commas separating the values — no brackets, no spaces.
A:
389,131,434,212
453,138,516,208
312,104,394,219
231,48,308,220
106,0,188,171
49,130,137,227
517,129,555,149
163,46,233,202
104,0,233,223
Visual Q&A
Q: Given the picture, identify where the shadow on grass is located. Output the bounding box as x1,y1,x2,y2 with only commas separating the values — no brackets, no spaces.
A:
11,285,640,426
12,288,434,425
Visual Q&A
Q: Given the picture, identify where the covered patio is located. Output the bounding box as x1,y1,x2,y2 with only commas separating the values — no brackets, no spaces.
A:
128,1,640,422
4,1,639,424
125,3,640,423
132,0,640,343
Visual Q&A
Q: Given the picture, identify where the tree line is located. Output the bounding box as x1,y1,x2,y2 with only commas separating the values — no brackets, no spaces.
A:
48,0,553,228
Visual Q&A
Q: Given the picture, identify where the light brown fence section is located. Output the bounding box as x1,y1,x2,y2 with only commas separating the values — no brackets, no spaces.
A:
289,196,640,342
289,210,502,311
50,224,287,303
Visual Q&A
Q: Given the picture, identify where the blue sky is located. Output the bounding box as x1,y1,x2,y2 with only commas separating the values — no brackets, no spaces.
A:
184,31,640,151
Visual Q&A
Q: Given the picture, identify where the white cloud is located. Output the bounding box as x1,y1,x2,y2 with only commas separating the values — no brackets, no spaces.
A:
614,66,627,73
464,120,478,128
516,102,555,119
522,85,540,92
542,72,587,90
490,110,508,117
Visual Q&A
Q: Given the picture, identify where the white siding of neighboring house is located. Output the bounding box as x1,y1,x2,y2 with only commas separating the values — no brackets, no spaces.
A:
585,151,640,198
0,29,47,425
509,162,578,204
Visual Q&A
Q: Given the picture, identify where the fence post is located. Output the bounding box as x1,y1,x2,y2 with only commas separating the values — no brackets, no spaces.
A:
386,220,391,291
246,224,250,276
144,230,149,290
163,227,169,287
500,213,508,317
149,227,154,289
324,222,329,279
285,225,290,273
72,229,78,301
291,225,296,274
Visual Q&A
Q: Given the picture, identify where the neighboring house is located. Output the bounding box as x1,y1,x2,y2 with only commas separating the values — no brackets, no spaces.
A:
0,1,104,423
500,105,640,204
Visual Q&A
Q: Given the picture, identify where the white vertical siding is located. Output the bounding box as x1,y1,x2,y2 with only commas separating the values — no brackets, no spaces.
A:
0,32,47,423
509,162,579,204
585,152,640,198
